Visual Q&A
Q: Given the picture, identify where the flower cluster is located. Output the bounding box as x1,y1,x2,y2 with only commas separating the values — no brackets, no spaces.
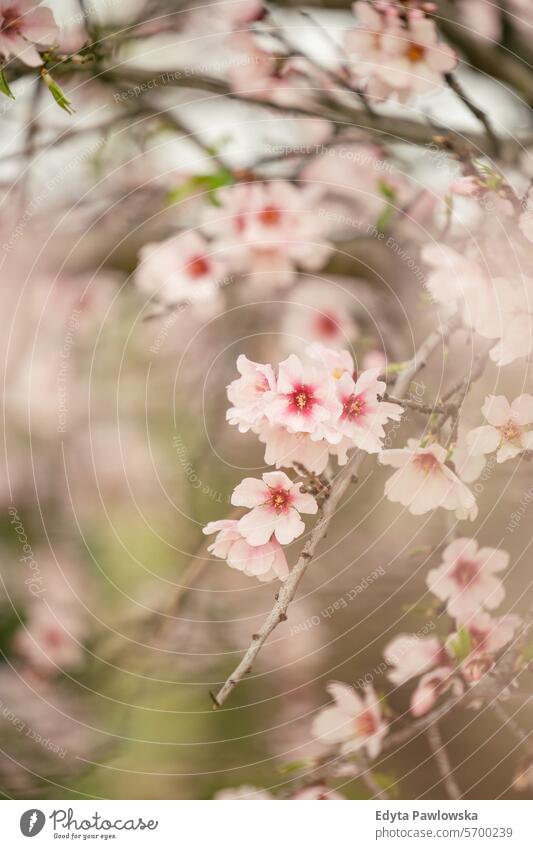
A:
135,181,335,309
345,1,457,103
227,343,403,475
384,537,517,716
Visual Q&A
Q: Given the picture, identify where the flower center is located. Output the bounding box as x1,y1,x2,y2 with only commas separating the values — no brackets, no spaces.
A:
355,709,378,737
342,393,366,421
413,452,440,475
0,7,21,34
188,255,210,278
315,312,339,339
43,628,64,648
452,558,479,588
289,384,314,414
268,486,290,513
499,419,522,443
407,43,425,63
259,205,282,226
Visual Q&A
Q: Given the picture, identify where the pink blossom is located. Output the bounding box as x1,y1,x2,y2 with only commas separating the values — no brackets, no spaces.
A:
203,182,333,288
290,785,345,800
203,519,289,582
312,682,387,759
467,394,533,463
257,423,333,474
231,471,317,545
345,2,457,104
306,343,354,380
457,611,518,658
280,280,359,354
410,667,456,716
13,608,84,675
451,427,486,484
135,231,229,311
226,354,276,433
379,440,477,519
0,1,58,67
383,633,446,686
426,537,508,618
335,367,403,453
266,354,342,441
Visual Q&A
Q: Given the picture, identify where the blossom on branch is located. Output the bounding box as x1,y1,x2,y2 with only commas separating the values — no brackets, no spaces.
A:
0,0,58,67
312,682,388,759
467,394,533,463
426,537,508,618
231,471,317,545
203,519,289,582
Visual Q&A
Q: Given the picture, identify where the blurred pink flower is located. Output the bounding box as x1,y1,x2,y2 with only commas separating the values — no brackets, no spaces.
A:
203,519,289,582
426,537,508,618
345,2,456,103
410,667,455,716
312,682,387,759
467,394,533,463
226,354,276,434
280,280,359,354
0,0,58,66
384,633,446,686
231,471,317,545
379,440,477,519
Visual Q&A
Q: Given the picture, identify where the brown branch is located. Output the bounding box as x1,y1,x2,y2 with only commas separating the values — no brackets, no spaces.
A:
445,73,500,159
425,723,461,799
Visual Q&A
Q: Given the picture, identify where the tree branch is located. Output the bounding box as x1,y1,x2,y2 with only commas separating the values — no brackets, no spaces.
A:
425,723,461,800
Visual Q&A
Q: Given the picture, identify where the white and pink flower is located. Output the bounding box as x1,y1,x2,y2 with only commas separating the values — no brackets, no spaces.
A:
135,231,229,311
410,667,456,717
266,354,342,440
312,682,387,759
467,394,533,463
226,354,275,433
257,423,333,474
203,519,289,582
426,538,508,618
0,0,58,66
335,367,403,453
379,440,477,519
231,471,317,545
383,633,446,686
203,181,333,288
345,2,457,104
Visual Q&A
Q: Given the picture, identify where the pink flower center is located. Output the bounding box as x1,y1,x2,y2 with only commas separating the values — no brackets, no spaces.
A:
342,393,366,422
315,312,339,339
413,452,440,475
499,419,522,443
288,384,315,415
187,255,210,278
259,205,282,226
451,557,479,588
355,709,378,737
0,6,22,35
42,628,65,648
268,486,291,513
407,43,425,63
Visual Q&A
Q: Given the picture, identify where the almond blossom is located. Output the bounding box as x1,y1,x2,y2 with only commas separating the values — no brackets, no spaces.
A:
266,353,342,440
378,440,477,519
335,367,403,453
467,394,533,463
231,471,317,545
312,682,387,759
258,422,333,474
203,519,289,582
383,633,446,686
410,666,456,717
345,2,457,104
227,32,316,106
0,0,58,66
426,538,508,618
135,231,229,311
450,612,518,683
226,354,275,433
203,181,333,288
280,280,359,354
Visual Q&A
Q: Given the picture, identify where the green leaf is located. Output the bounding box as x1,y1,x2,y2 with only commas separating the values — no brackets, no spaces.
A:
0,67,15,100
277,758,315,775
166,169,235,207
41,69,75,115
447,625,472,662
520,643,533,662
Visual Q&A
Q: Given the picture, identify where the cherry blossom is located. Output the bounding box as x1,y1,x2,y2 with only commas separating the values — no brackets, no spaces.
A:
280,280,359,354
450,612,518,683
410,667,456,717
226,354,276,433
335,367,403,453
135,231,229,311
13,607,84,676
203,519,289,582
379,440,477,519
384,633,446,686
231,471,318,545
312,682,387,759
467,394,533,463
257,423,333,474
203,181,333,288
266,353,342,440
0,0,58,67
345,2,457,104
426,538,508,618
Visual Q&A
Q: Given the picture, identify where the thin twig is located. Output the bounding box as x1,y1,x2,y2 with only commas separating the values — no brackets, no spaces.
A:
445,73,500,158
426,723,461,799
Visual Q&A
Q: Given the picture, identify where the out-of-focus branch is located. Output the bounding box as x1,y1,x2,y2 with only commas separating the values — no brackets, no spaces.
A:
445,72,500,158
426,723,461,799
